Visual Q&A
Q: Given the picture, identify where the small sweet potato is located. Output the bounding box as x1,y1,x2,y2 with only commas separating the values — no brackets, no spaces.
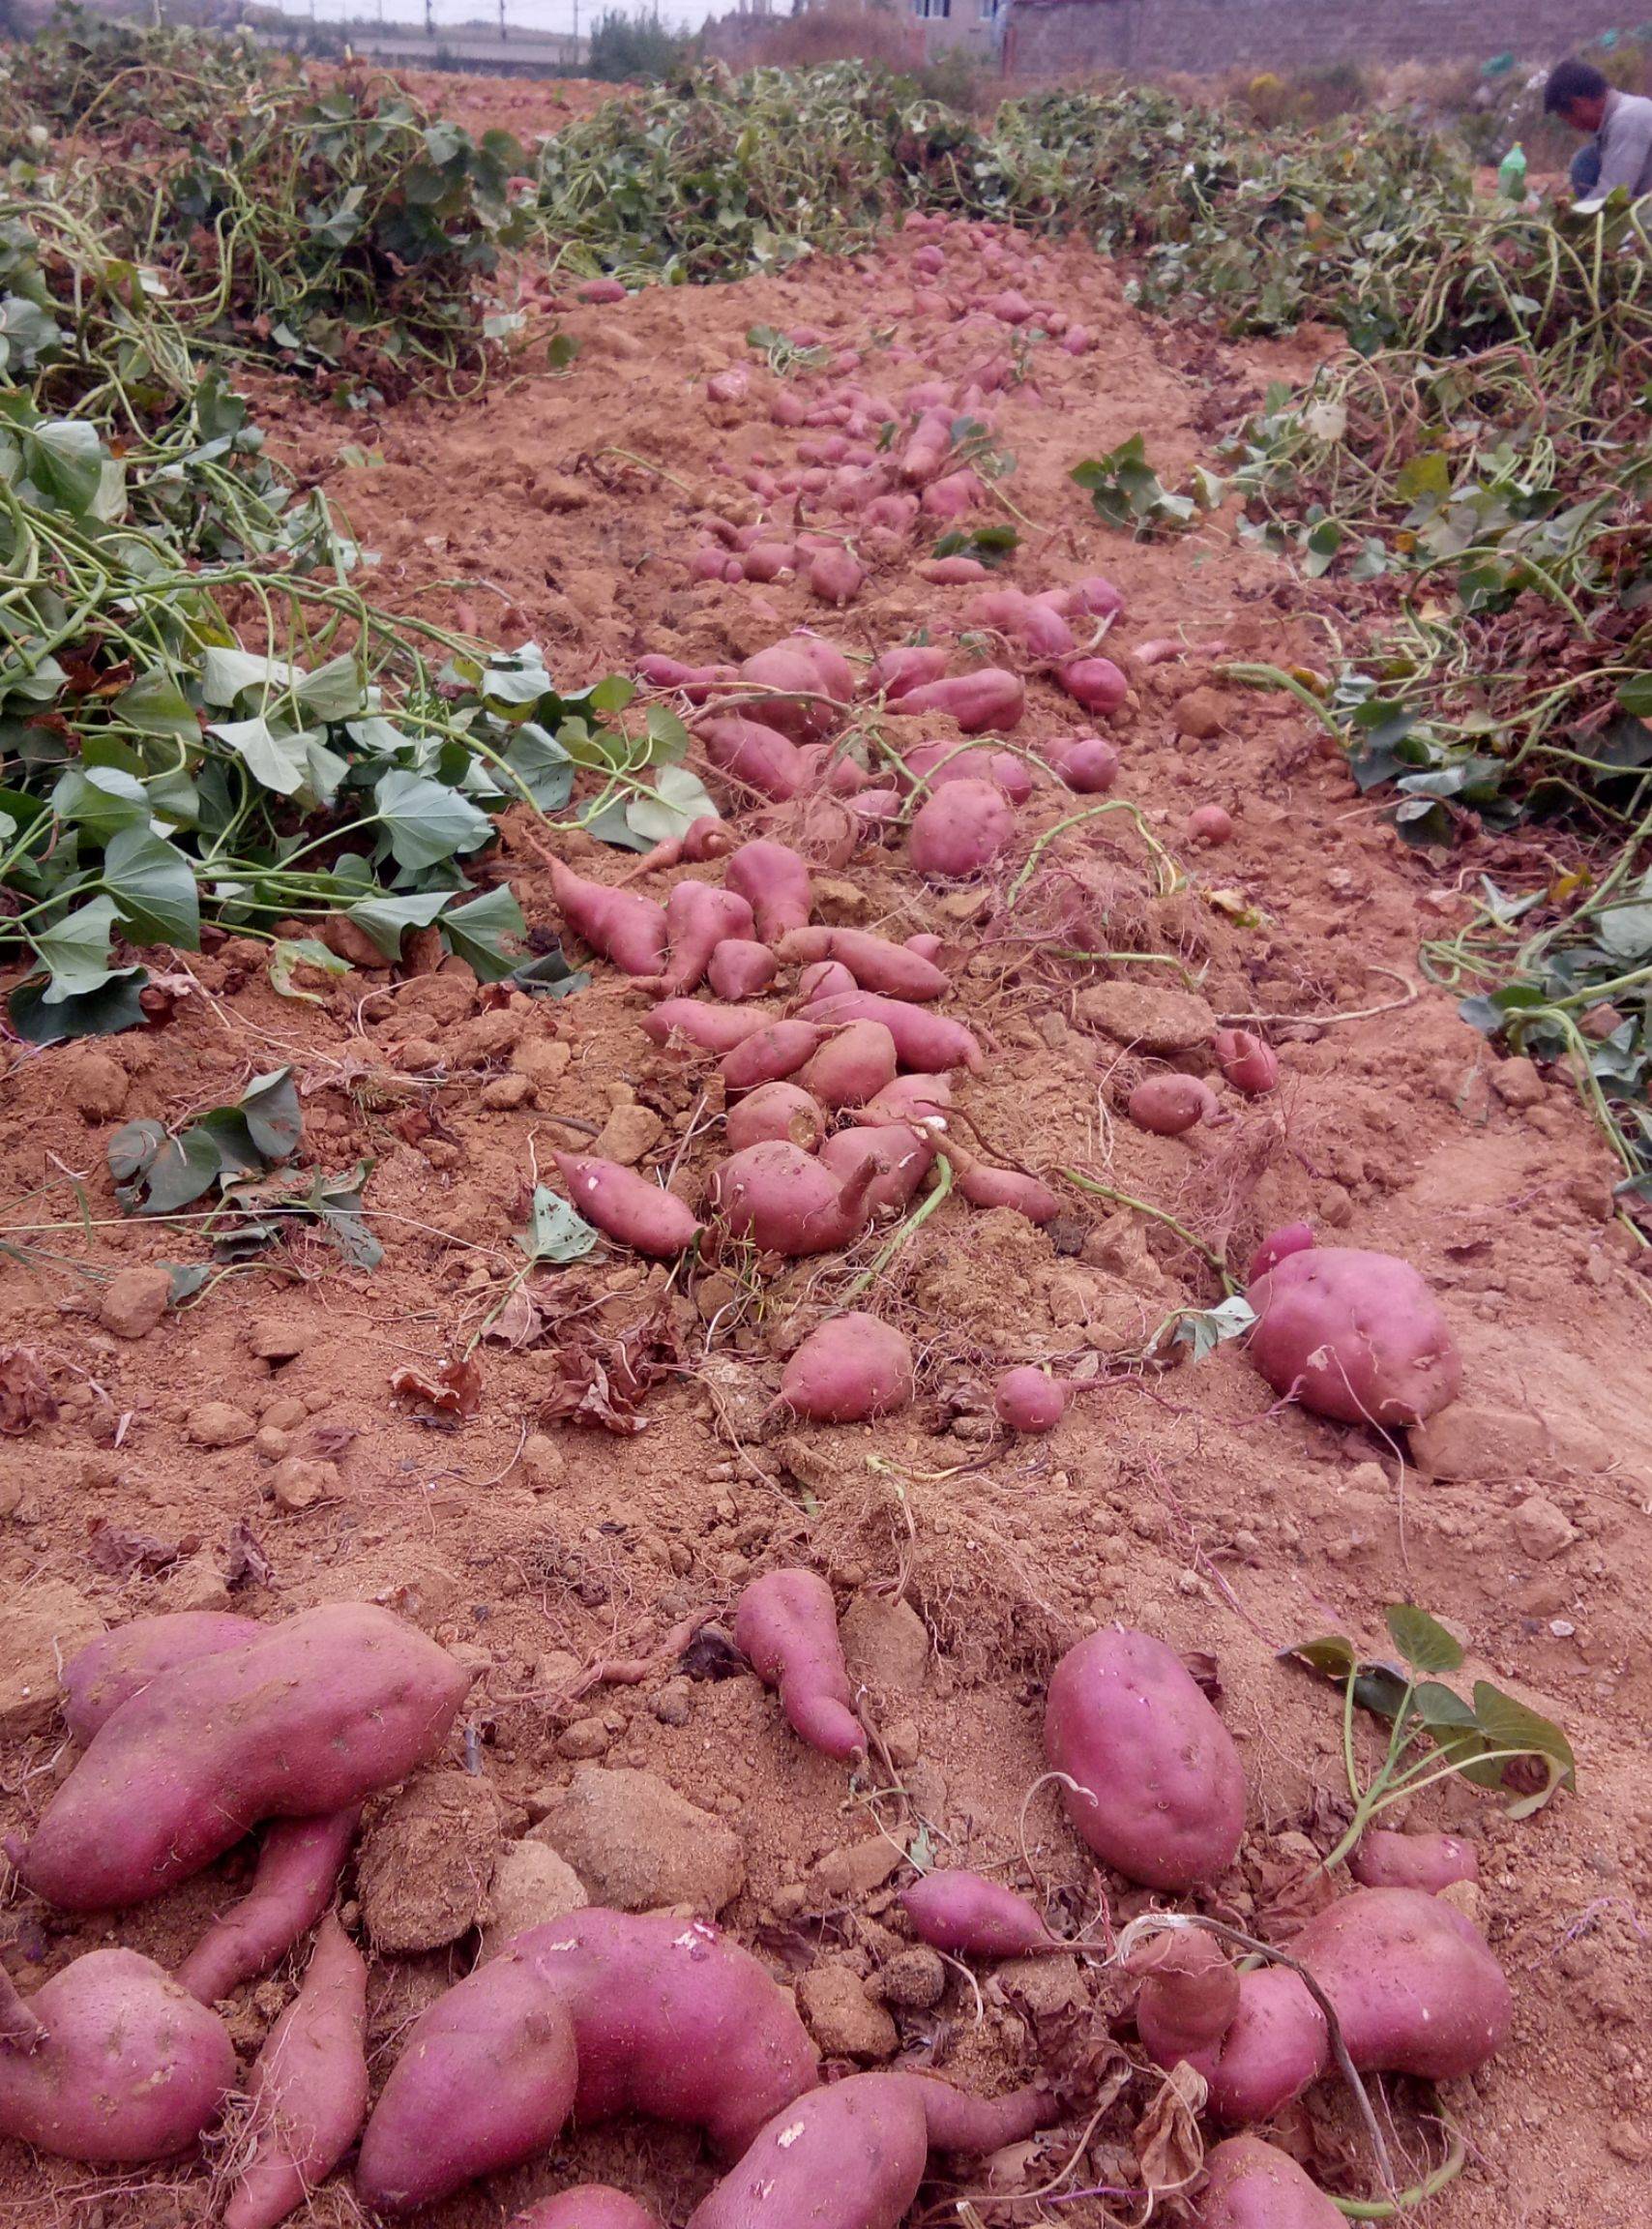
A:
554,1154,701,1259
223,1915,369,2229
805,989,984,1075
940,1139,1059,1223
724,841,812,941
907,778,1017,880
710,1141,876,1255
734,1567,864,1757
176,1808,361,2005
1212,1027,1279,1095
1046,733,1120,793
724,1081,827,1154
1195,2137,1344,2229
1057,657,1129,715
646,881,756,998
686,2071,1056,2229
516,2192,661,2229
1188,804,1234,846
1128,1074,1218,1137
1246,1222,1314,1283
993,1366,1068,1433
13,1606,471,1912
1244,1245,1461,1425
548,862,667,978
1044,1627,1246,1890
0,1948,234,2162
798,1020,900,1111
706,939,780,1000
356,1912,821,2214
1349,1828,1479,1894
1125,1928,1241,2060
61,1610,261,1742
776,927,947,1002
868,645,949,699
900,1872,1055,1958
780,1314,915,1424
902,740,1033,805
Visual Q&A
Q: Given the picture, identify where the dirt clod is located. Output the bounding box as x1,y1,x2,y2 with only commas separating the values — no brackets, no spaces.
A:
796,1964,900,2060
359,1770,503,1953
528,1766,745,1914
98,1264,173,1340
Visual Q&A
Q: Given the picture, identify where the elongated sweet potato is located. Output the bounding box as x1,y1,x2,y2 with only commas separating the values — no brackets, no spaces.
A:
890,669,1025,732
554,1154,701,1259
356,1912,820,2214
686,2071,1056,2229
1349,1828,1479,1894
700,717,806,802
176,1807,361,2005
939,1139,1059,1223
868,645,949,699
776,927,947,1002
734,1567,864,1757
0,1948,234,2162
900,1872,1055,1958
641,1000,775,1055
549,861,667,978
223,1916,369,2229
1044,1626,1246,1891
720,1019,824,1093
725,841,811,941
805,990,984,1075
61,1610,261,1742
780,1315,915,1424
12,1605,471,1911
1195,2137,1344,2229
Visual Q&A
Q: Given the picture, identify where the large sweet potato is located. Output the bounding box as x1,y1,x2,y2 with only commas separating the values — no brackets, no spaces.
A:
1245,1242,1461,1425
13,1604,471,1911
1195,2137,1344,2229
0,1948,234,2162
60,1610,261,1742
356,1911,820,2214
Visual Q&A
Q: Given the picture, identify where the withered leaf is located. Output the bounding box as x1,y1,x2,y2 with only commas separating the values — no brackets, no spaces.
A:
86,1520,183,1579
391,1354,483,1419
1134,2059,1207,2197
0,1348,58,1436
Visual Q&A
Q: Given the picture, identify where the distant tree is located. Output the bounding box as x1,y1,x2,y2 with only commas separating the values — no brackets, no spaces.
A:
585,9,695,83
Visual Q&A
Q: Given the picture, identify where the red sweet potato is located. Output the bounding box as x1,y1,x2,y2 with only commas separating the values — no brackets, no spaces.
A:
549,861,667,977
939,1140,1059,1222
868,646,949,699
1128,1074,1218,1137
720,1018,824,1093
1195,2137,1345,2229
781,1316,915,1425
1126,1928,1241,2060
725,841,811,941
734,1568,864,1757
554,1154,701,1258
737,645,837,740
1044,1626,1246,1891
1244,1245,1461,1425
819,1122,937,1217
724,1081,827,1153
891,669,1025,732
646,881,755,998
1212,1027,1279,1095
1349,1828,1479,1894
1188,804,1234,846
706,938,780,1001
776,926,947,1002
700,717,806,802
907,778,1017,879
797,958,858,1002
516,2192,661,2229
902,740,1033,805
176,1808,361,2005
356,1912,821,2213
805,989,984,1075
859,1073,954,1127
223,1916,369,2229
798,1020,899,1111
13,1606,471,1912
60,1610,261,1742
900,1872,1055,1958
641,999,775,1055
710,1141,877,1255
993,1366,1069,1433
1046,733,1121,793
1058,657,1129,715
1246,1222,1314,1283
0,1948,234,2162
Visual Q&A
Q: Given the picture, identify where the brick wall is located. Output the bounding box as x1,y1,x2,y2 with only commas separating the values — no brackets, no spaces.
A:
1003,0,1638,78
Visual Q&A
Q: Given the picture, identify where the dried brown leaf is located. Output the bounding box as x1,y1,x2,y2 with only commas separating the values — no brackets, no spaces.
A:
0,1348,58,1436
86,1520,183,1579
221,1521,274,1590
483,1286,543,1351
391,1355,483,1419
1133,2059,1207,2197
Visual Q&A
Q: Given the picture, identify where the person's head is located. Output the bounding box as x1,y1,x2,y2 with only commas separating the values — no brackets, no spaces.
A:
1545,58,1610,133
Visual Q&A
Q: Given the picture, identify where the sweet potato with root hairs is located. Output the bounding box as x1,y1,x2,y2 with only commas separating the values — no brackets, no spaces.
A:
1213,1027,1279,1095
908,779,1017,880
939,1139,1058,1223
644,881,755,998
641,1000,775,1055
549,861,667,978
710,1142,877,1256
780,1314,915,1425
903,740,1033,805
1128,1075,1218,1137
1138,1889,1511,2123
720,1019,823,1093
994,1366,1069,1433
734,1567,864,1755
725,841,811,941
1126,1929,1241,2060
686,2071,1056,2229
900,1872,1055,1958
357,1911,820,2214
700,717,806,802
706,939,779,1001
61,1610,261,1742
777,927,947,1002
1044,1626,1245,1891
176,1808,360,2005
13,1605,471,1912
820,1124,936,1217
553,1155,700,1258
1047,733,1121,793
222,1915,369,2229
516,2192,661,2229
798,1020,899,1111
1195,2137,1345,2229
0,1948,234,2161
1244,1245,1461,1425
868,645,949,699
1058,657,1129,716
891,669,1025,731
1350,1828,1479,1894
724,1081,827,1154
805,989,984,1075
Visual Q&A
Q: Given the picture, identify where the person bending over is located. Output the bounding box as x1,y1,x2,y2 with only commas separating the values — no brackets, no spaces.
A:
1544,56,1652,207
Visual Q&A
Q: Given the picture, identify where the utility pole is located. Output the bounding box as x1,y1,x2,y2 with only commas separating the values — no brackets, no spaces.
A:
426,0,434,39
499,0,507,42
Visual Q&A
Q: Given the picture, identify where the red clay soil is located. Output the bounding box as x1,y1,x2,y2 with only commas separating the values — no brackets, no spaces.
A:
1,83,1650,2229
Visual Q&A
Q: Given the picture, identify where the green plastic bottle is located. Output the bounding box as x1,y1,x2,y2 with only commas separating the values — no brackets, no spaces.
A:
1498,143,1528,201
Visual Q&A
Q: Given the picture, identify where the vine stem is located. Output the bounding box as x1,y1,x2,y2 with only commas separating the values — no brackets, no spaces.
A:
1060,1169,1235,1292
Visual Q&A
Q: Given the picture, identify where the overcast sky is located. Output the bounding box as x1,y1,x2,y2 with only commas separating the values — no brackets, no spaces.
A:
261,0,729,31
